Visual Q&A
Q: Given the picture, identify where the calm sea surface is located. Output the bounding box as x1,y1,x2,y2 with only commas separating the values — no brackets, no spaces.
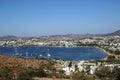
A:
0,46,108,60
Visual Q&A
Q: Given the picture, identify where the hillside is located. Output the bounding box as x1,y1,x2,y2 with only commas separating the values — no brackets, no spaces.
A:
0,55,67,80
0,35,17,40
103,30,120,36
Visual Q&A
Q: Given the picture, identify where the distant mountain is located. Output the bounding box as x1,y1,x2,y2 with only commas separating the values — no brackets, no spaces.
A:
0,30,120,40
0,35,17,40
103,30,120,36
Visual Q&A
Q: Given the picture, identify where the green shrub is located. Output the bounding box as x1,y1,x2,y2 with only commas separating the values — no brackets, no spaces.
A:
17,71,32,80
0,67,15,80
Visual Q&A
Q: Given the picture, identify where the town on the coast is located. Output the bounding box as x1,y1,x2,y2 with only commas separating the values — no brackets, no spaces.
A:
1,0,120,79
0,30,120,80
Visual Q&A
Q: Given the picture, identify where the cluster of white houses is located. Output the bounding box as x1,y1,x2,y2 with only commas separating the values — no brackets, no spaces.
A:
62,61,97,75
61,60,120,75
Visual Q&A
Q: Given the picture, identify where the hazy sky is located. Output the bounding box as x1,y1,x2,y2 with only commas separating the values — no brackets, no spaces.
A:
0,0,120,37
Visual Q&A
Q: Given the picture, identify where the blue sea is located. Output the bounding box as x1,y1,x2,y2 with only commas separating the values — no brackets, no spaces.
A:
0,46,108,60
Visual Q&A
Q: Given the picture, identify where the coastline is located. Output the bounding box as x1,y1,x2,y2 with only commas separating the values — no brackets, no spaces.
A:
76,46,110,60
97,47,120,60
99,48,109,60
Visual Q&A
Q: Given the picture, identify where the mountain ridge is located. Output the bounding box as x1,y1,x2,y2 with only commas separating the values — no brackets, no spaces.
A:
0,30,120,40
103,30,120,36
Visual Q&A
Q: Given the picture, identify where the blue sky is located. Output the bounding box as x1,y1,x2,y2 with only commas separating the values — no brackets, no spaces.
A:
0,0,120,37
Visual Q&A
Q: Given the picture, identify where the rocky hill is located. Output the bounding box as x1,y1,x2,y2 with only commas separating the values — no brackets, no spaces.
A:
0,35,17,40
103,30,120,36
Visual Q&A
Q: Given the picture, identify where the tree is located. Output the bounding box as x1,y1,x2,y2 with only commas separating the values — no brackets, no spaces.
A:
112,67,120,80
114,50,120,55
68,61,72,68
35,68,47,77
107,55,116,63
72,71,86,80
75,65,79,71
72,71,94,80
58,69,65,74
95,67,111,80
0,67,15,80
17,70,32,80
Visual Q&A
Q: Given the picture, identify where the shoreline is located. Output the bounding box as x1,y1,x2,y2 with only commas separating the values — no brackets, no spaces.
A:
97,47,120,60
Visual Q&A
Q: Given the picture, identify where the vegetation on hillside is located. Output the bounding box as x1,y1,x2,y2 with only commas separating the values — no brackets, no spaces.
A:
95,67,120,80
